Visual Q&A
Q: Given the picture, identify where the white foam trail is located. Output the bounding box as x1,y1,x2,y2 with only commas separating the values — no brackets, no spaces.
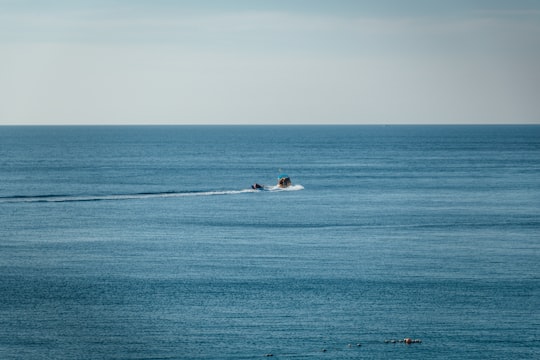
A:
261,184,305,192
0,186,303,204
282,184,304,191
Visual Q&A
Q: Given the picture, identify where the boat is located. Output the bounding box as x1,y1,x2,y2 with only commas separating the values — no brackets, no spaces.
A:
251,173,292,190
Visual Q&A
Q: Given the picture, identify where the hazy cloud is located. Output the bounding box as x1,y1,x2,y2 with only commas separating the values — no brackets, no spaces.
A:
1,1,539,124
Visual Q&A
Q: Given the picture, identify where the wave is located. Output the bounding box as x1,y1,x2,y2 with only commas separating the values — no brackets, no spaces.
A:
0,185,304,204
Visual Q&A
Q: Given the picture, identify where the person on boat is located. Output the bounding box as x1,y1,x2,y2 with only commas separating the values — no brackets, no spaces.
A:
277,174,291,188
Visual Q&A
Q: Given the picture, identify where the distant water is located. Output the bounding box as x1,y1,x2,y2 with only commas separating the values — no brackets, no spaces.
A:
1,125,539,359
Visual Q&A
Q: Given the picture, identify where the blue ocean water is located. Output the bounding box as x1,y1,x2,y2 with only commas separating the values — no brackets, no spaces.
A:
0,125,539,359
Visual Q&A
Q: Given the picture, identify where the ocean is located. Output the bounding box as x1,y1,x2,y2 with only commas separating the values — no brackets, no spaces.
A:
0,125,539,359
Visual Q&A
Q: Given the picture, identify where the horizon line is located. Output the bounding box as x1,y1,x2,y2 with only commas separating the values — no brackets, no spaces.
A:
1,123,539,127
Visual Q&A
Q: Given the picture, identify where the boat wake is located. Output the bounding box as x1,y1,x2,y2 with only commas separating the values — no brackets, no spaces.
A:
0,185,304,204
254,184,305,192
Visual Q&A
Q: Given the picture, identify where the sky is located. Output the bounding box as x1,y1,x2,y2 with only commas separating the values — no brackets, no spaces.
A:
1,0,539,125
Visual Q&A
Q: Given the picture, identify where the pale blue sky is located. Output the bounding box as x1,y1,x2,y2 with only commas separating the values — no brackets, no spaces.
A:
1,0,539,124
